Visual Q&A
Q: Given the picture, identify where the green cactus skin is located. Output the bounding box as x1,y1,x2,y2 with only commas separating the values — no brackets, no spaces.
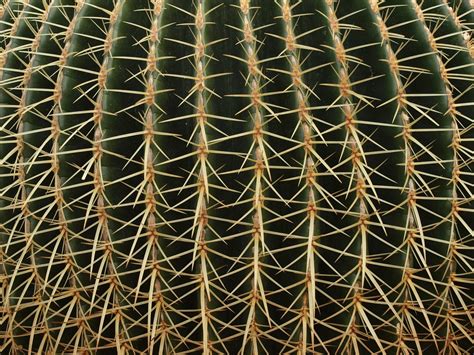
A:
0,0,472,353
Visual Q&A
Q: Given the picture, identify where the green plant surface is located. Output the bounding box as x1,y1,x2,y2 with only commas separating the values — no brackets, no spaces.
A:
0,0,472,353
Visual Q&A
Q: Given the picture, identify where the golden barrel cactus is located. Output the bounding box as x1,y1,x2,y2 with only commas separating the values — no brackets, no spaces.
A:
0,0,473,353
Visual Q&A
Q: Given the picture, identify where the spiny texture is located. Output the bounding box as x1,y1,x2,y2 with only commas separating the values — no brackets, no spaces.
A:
0,0,473,353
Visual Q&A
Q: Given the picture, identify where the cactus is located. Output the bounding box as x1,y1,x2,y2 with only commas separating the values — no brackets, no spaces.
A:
0,0,472,353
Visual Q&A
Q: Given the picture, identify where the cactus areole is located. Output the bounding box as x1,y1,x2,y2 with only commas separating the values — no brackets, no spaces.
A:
0,0,472,353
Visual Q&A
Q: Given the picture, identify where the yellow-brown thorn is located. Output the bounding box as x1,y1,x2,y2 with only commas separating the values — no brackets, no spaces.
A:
196,3,204,30
145,81,154,107
240,1,250,16
328,6,339,34
98,62,107,90
152,0,163,16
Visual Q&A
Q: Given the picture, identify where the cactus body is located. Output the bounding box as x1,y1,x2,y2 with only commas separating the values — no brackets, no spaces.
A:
0,0,472,353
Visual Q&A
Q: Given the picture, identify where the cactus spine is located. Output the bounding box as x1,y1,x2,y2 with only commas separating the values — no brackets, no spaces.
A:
0,0,472,353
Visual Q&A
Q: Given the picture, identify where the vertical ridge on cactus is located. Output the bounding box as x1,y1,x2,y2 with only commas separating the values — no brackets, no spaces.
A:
0,0,472,353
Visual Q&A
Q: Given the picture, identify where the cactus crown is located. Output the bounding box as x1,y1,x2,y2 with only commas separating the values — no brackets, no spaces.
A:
0,0,473,353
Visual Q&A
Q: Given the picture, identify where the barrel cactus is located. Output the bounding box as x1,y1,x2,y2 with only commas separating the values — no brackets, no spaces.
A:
0,0,472,353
